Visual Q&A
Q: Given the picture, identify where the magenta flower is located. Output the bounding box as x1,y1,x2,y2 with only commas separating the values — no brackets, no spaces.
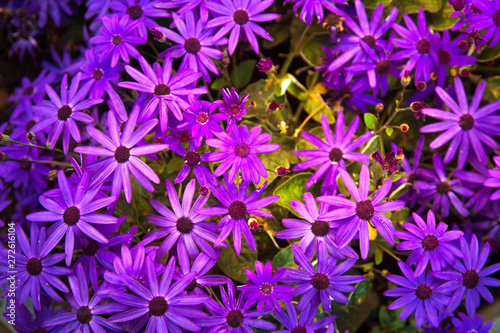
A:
285,0,345,25
213,87,250,129
483,156,500,200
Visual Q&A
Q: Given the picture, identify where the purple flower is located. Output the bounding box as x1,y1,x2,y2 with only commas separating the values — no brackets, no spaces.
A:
432,235,500,317
391,8,440,82
0,224,72,311
324,76,382,113
155,11,227,82
413,153,474,218
238,261,293,311
318,164,405,259
172,145,218,186
196,175,278,255
26,171,117,266
281,242,364,312
274,302,336,333
285,0,345,25
451,313,493,333
395,210,464,277
109,256,210,332
206,0,280,55
26,0,72,27
203,124,280,184
294,111,373,191
384,261,451,328
421,77,500,169
257,57,274,72
30,73,103,154
74,108,168,203
12,299,64,333
484,155,500,200
118,56,207,132
214,87,250,128
8,69,55,112
467,0,500,47
435,30,476,86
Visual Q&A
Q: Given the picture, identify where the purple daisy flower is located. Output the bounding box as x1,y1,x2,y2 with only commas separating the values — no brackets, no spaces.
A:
155,11,227,82
206,0,280,55
274,302,337,333
237,261,293,312
30,73,103,154
324,76,382,113
171,144,218,186
196,175,279,255
13,298,65,333
89,14,146,68
8,69,55,113
451,313,493,333
275,192,358,259
281,242,364,312
318,164,405,259
413,153,474,218
285,0,345,25
293,110,373,191
395,210,464,277
467,0,500,47
214,87,250,129
74,107,168,203
0,224,72,311
391,8,440,82
432,235,500,317
484,155,500,200
26,171,118,266
43,263,126,332
421,77,500,169
118,56,207,132
203,124,280,184
384,261,451,328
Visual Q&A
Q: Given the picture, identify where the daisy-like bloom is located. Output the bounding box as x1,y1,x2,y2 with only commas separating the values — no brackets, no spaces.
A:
294,111,373,191
326,0,398,74
145,179,220,262
118,56,207,133
275,192,358,259
391,8,440,82
202,124,280,184
14,299,64,333
198,279,276,331
432,235,500,317
89,14,146,68
421,77,500,169
467,0,500,48
171,145,218,186
451,313,493,333
237,261,293,312
484,155,500,200
274,302,336,333
205,0,280,55
43,264,126,332
196,175,279,255
8,69,55,114
281,242,364,312
155,11,227,82
413,153,474,218
395,210,464,277
109,256,210,332
26,0,72,28
285,0,345,25
318,164,405,259
110,0,169,39
30,73,103,154
0,224,72,311
74,107,168,203
213,87,250,128
384,261,451,328
26,171,117,266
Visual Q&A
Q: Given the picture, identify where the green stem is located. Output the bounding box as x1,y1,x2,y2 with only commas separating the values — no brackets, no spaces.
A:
279,25,310,77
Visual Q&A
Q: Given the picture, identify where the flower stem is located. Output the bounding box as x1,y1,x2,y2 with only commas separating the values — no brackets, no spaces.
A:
279,25,310,77
9,158,73,168
293,103,328,137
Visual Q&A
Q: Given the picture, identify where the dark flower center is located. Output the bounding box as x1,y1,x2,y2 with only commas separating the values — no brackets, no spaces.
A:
26,258,43,275
63,206,80,226
184,37,201,54
311,220,330,236
185,151,201,167
57,105,72,121
436,182,451,195
437,49,451,64
416,38,431,54
114,145,130,163
291,326,307,333
149,296,168,316
459,114,475,130
234,143,250,157
311,273,330,290
23,86,34,96
154,84,171,96
494,10,500,26
375,60,391,75
233,9,249,25
25,119,36,132
33,328,49,333
76,306,92,324
415,283,432,300
176,217,194,234
362,35,376,48
196,112,209,124
463,269,480,289
229,104,241,115
422,234,440,251
92,68,104,80
19,158,32,171
126,4,143,20
226,309,244,328
260,283,273,295
329,147,343,162
83,239,99,256
184,279,198,292
228,201,247,220
199,186,210,197
177,130,191,143
112,34,123,46
356,200,375,221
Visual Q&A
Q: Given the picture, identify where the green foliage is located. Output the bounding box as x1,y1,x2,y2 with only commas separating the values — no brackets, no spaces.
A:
348,279,370,308
272,245,298,269
302,35,330,66
364,113,378,130
393,0,443,14
231,59,257,90
478,43,500,62
273,173,311,213
218,237,257,283
428,2,459,30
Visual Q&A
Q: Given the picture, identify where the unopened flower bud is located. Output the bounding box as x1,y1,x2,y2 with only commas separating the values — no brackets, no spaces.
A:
400,123,409,132
458,40,469,50
268,99,283,111
276,166,291,177
256,57,273,72
415,81,427,91
248,218,261,233
430,72,438,81
0,133,11,146
47,170,58,181
401,71,411,87
0,151,8,162
459,67,471,77
26,132,36,142
199,186,210,197
395,148,405,161
410,101,427,112
375,103,384,114
150,28,168,44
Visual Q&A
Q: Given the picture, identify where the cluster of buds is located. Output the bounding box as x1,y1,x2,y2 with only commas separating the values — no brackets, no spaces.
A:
460,27,487,52
410,101,427,121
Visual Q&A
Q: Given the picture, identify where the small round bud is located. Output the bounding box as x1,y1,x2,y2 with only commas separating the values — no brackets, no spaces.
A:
249,100,257,108
450,68,458,77
381,269,390,278
222,55,230,67
151,28,167,43
375,103,384,114
248,218,261,233
400,123,409,132
395,148,405,161
410,101,427,112
401,71,411,87
459,67,471,77
199,186,210,197
458,40,469,50
450,0,465,12
415,81,427,91
0,133,11,146
430,72,438,81
26,132,36,142
0,151,8,162
47,170,58,181
276,166,291,177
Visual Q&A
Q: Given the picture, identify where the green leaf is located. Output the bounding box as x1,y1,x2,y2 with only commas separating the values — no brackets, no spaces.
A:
478,43,500,62
361,135,381,155
395,0,443,14
210,77,223,91
428,2,460,31
272,245,298,269
385,127,394,137
231,59,257,90
302,35,330,66
363,0,392,8
375,247,383,265
348,279,369,308
218,236,257,283
364,113,378,130
378,306,392,327
273,173,311,213
262,23,290,50
241,79,290,125
167,155,184,174
336,174,350,197
389,182,412,200
257,134,298,187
